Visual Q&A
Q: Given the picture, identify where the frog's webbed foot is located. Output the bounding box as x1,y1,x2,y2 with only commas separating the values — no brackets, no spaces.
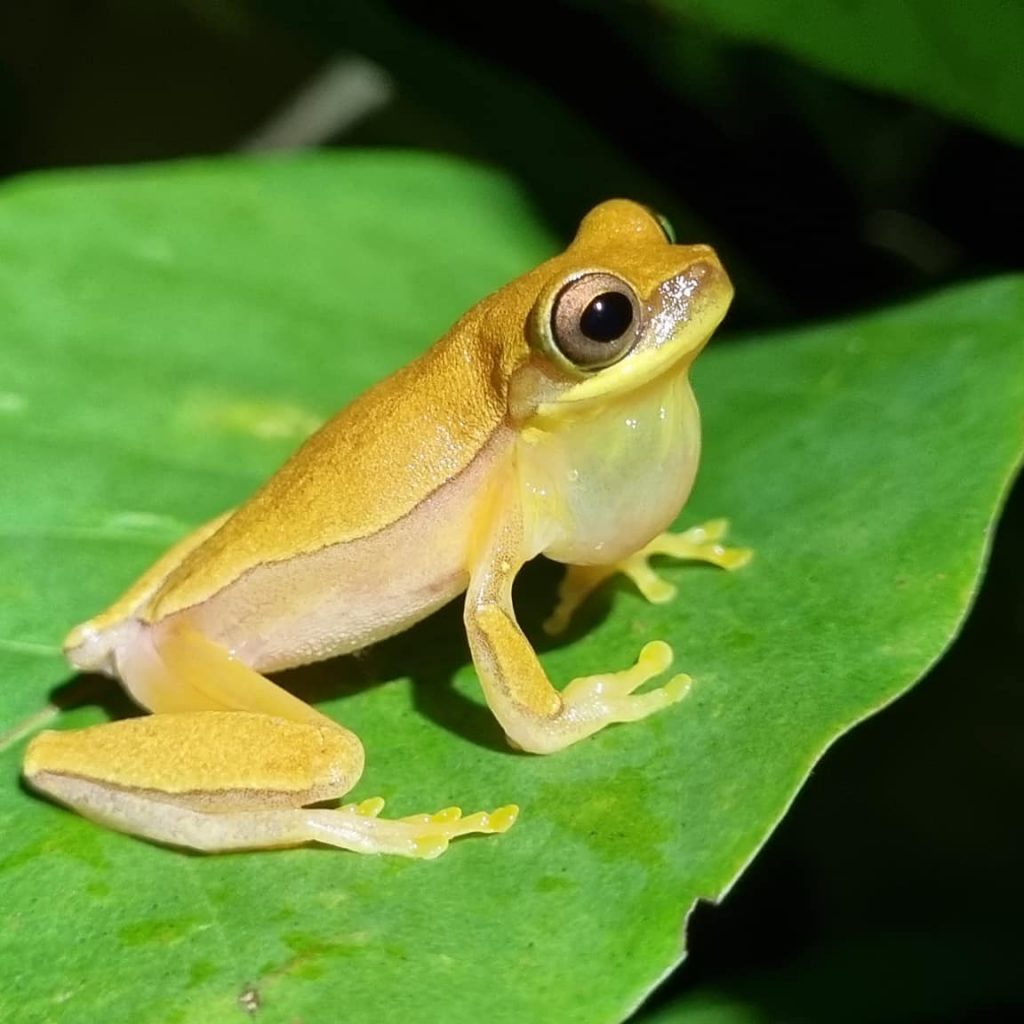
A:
547,641,690,748
492,641,691,754
544,519,752,635
307,800,519,859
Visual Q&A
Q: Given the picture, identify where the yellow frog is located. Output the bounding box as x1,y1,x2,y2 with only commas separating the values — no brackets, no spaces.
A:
24,200,750,858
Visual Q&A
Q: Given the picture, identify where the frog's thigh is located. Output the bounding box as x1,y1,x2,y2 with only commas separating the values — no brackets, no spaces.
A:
119,618,337,725
24,711,365,852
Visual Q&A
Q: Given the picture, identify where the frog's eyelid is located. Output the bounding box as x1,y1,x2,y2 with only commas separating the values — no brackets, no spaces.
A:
638,204,676,244
654,212,676,245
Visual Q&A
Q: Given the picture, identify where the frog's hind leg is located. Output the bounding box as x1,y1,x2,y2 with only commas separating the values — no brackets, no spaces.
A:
117,618,338,726
25,621,517,857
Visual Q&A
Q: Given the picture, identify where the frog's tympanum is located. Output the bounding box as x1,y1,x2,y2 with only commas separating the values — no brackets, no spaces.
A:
24,200,750,858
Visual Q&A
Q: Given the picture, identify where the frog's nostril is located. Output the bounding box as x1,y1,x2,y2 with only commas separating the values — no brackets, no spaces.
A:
655,255,732,320
687,253,729,288
675,261,717,291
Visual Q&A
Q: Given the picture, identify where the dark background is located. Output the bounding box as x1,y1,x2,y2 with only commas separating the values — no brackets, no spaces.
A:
2,2,1020,1020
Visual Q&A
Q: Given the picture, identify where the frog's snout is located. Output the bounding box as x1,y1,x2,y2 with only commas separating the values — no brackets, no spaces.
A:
683,251,734,309
658,253,732,310
681,243,717,263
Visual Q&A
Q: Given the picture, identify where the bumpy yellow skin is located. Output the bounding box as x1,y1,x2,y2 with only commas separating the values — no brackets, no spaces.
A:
23,200,750,857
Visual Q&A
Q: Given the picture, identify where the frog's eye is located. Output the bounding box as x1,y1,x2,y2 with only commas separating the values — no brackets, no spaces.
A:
653,211,676,244
550,272,643,370
641,205,676,244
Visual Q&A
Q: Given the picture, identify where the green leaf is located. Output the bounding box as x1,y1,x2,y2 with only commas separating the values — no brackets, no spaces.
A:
657,0,1024,144
0,153,1020,1024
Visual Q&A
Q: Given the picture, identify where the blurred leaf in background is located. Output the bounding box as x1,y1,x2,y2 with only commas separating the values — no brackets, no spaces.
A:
653,0,1024,145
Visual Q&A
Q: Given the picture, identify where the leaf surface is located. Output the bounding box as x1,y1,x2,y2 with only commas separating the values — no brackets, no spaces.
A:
0,153,1020,1023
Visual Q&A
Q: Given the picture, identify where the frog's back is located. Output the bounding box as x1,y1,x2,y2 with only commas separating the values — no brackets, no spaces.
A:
66,302,527,675
148,306,519,621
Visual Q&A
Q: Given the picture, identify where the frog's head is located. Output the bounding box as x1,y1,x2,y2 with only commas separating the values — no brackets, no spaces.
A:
506,199,732,424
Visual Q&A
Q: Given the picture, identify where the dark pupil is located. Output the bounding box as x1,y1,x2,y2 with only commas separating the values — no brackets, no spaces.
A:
579,291,633,343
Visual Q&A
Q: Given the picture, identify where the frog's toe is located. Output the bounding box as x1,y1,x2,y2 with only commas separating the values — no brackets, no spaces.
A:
647,520,754,572
304,799,519,858
561,640,692,723
717,545,753,570
338,796,386,817
403,803,520,859
618,554,678,604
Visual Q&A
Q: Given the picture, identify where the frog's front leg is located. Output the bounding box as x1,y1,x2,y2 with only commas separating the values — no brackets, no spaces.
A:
465,500,691,755
544,519,752,635
24,623,516,857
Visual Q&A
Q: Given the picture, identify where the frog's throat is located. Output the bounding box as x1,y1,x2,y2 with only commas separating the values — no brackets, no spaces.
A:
529,332,706,425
